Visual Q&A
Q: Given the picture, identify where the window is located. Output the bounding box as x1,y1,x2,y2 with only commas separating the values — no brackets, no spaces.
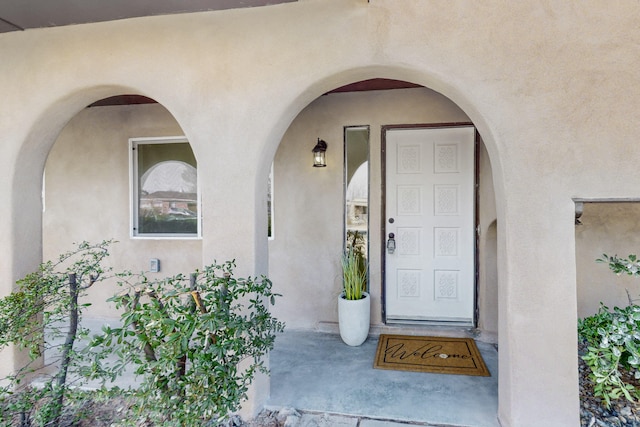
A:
344,126,369,255
130,136,200,238
268,163,274,239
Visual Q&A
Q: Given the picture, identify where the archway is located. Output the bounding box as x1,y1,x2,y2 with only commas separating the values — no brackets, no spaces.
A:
5,88,202,381
264,71,501,327
43,96,202,319
264,73,501,425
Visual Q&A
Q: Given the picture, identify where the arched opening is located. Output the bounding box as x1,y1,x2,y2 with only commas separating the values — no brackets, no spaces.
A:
43,96,202,320
266,76,500,425
42,98,202,318
268,79,498,333
5,90,202,385
10,87,198,283
5,72,506,426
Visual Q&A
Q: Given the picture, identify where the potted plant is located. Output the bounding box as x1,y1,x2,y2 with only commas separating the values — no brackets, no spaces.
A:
338,232,370,346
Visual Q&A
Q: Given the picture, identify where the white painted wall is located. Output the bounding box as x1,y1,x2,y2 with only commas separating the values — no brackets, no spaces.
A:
2,0,639,424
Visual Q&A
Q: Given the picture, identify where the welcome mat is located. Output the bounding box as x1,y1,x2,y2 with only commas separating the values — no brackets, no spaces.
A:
374,334,490,376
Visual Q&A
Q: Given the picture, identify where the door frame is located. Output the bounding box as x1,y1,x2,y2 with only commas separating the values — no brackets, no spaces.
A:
380,122,479,325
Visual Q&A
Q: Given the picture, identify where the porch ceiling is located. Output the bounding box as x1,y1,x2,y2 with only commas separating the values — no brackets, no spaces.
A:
0,0,297,33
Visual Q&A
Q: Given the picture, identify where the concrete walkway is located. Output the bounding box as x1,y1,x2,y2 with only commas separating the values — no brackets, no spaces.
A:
268,409,493,427
270,410,463,426
268,331,499,427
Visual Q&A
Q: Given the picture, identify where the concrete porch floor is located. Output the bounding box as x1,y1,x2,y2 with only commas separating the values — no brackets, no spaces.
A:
40,320,499,426
267,330,499,427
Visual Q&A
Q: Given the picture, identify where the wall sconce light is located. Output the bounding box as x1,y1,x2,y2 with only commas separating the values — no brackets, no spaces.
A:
312,138,328,167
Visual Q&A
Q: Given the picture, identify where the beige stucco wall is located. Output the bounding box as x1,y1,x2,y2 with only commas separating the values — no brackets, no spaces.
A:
2,0,640,425
43,103,202,318
269,87,498,336
478,145,499,335
43,87,500,333
576,203,640,318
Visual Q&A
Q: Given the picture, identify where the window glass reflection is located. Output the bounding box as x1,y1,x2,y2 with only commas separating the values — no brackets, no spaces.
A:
346,161,368,234
344,127,369,276
134,140,198,236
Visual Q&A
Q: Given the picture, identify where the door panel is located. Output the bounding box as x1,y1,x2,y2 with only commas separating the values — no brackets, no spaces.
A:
384,126,475,325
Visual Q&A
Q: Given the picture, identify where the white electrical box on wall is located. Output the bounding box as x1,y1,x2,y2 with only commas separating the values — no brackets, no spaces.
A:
150,258,160,273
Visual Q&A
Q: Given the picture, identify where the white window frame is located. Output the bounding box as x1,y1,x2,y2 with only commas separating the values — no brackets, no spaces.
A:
129,136,201,239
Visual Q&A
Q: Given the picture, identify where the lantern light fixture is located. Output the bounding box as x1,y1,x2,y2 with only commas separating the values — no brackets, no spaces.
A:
312,138,328,167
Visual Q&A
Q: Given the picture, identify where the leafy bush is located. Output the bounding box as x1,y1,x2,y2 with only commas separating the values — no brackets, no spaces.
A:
92,260,284,426
597,253,640,278
579,304,615,347
579,304,640,407
0,242,284,427
0,240,116,427
579,253,640,408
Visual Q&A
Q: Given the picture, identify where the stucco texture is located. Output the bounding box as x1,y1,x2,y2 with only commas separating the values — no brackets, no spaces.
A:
269,87,498,335
576,203,640,317
43,104,202,318
2,1,640,425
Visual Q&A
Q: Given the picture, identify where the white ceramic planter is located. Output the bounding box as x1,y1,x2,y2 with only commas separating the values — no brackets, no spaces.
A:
338,292,370,346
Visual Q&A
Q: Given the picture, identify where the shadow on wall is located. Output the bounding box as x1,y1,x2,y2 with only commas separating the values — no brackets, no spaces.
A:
479,220,498,335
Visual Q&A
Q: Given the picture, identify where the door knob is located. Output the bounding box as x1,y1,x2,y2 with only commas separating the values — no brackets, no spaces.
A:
387,233,396,254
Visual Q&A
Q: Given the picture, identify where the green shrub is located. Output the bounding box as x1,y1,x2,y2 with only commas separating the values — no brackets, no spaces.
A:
0,243,284,427
578,303,614,347
579,304,640,407
597,253,640,278
0,240,117,427
92,260,284,426
579,253,640,408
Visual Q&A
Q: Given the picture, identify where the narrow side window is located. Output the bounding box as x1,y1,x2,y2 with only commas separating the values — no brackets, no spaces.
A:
268,163,274,239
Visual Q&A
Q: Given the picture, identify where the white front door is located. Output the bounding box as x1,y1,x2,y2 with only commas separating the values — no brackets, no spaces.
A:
384,125,476,325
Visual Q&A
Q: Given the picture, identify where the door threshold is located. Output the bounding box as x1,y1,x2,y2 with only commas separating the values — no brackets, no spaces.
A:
385,317,474,328
375,321,476,338
377,323,497,345
315,321,498,345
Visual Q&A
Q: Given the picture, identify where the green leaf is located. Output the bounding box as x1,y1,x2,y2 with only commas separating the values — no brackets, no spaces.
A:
609,389,621,398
